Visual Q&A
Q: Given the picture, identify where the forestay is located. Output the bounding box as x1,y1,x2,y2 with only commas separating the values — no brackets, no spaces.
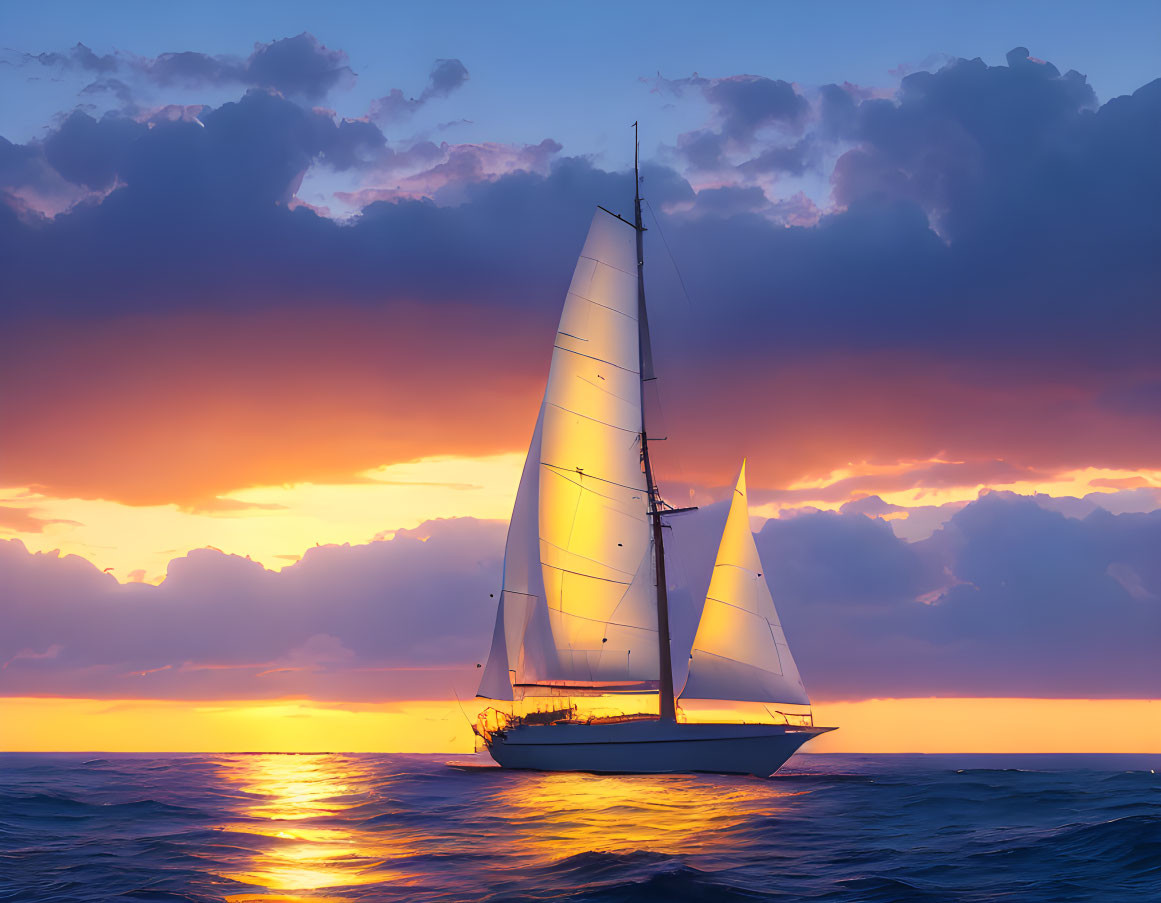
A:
680,461,810,706
477,209,659,700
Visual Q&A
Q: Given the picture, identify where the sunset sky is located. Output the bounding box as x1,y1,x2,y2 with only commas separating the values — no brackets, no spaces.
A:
1,1,1159,752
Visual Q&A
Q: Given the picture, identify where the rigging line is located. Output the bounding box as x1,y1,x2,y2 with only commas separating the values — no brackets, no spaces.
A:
450,683,477,733
645,197,694,316
555,607,658,631
541,461,647,495
642,196,697,511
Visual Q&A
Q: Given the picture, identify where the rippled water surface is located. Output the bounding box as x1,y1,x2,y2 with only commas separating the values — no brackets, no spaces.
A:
1,752,1158,902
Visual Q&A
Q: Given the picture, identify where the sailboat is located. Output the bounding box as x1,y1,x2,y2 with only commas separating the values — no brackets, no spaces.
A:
474,130,835,776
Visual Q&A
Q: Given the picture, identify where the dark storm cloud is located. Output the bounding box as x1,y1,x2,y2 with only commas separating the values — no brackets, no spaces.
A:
2,494,1157,700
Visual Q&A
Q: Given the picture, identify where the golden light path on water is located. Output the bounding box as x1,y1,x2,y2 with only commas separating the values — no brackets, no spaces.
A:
209,753,799,901
216,754,400,900
494,771,798,862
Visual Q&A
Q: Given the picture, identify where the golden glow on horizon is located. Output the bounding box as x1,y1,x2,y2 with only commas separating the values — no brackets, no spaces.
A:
1,453,523,583
3,456,1158,581
2,696,1158,753
751,464,1161,520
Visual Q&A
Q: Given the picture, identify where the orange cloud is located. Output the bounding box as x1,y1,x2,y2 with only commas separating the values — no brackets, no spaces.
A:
4,305,1160,513
1,305,545,507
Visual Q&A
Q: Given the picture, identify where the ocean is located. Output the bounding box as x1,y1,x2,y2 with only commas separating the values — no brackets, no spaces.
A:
0,752,1158,902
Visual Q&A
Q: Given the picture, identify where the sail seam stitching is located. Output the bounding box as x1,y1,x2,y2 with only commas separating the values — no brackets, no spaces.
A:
578,252,636,279
552,608,656,630
564,290,638,321
704,594,778,622
545,400,639,433
690,647,784,675
552,344,639,374
540,562,633,588
577,375,639,405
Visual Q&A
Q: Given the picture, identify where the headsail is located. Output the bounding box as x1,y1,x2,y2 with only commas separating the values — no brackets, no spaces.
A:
680,461,810,705
476,408,553,700
477,209,659,699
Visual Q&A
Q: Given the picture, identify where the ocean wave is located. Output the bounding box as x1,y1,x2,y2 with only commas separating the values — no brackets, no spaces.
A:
1,753,1159,903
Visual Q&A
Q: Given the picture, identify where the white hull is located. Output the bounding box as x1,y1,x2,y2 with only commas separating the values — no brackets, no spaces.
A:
485,719,834,776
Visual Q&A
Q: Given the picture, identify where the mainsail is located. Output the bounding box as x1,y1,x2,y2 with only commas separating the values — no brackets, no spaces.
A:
680,461,810,705
477,209,659,700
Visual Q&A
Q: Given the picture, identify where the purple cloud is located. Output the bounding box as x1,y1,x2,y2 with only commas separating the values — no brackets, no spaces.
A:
22,33,354,103
368,57,470,123
0,518,505,701
141,33,353,101
2,494,1158,701
27,42,118,74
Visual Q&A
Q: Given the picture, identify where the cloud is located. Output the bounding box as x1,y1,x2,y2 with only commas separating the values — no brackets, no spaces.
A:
426,58,470,97
27,43,118,74
239,34,353,99
706,74,810,142
0,518,505,700
0,48,1158,510
761,494,1161,698
832,47,1102,238
2,494,1157,701
140,33,353,101
667,73,810,173
42,111,146,190
0,507,82,533
368,58,470,123
21,34,354,105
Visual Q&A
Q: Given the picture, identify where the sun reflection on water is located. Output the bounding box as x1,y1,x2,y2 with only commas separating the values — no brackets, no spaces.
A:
491,771,796,863
215,754,405,901
209,754,801,901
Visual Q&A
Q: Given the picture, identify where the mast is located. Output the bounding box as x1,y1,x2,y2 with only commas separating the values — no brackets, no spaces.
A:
634,123,676,723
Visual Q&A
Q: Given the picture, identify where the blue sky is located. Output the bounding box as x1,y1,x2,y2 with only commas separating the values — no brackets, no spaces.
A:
5,0,1159,164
